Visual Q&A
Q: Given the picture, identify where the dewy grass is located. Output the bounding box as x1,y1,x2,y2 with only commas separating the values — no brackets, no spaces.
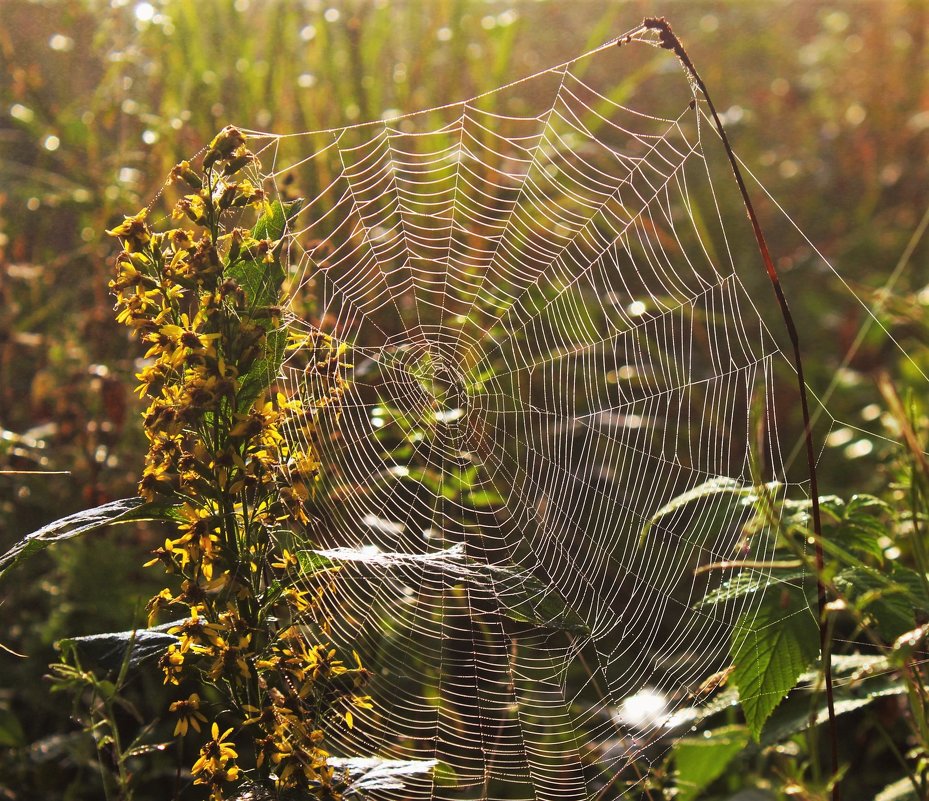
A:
108,126,369,800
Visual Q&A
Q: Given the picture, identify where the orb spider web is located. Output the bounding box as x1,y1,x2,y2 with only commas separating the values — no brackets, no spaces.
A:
243,20,817,800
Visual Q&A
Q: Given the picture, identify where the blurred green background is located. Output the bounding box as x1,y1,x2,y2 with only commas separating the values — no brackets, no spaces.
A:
2,0,928,797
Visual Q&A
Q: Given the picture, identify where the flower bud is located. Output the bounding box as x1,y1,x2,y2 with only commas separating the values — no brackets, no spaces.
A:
170,160,202,189
203,126,247,169
222,150,255,176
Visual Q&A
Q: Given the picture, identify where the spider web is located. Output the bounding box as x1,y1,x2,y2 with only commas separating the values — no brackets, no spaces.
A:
245,26,809,800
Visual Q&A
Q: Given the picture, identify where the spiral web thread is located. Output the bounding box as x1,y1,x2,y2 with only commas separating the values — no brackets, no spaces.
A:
245,28,811,800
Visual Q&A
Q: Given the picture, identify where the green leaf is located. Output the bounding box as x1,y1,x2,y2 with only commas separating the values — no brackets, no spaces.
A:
834,564,929,640
760,679,906,747
431,760,459,788
698,567,810,608
464,488,504,508
258,552,339,610
788,495,887,564
58,621,182,672
799,652,890,683
231,198,303,407
237,327,287,407
837,495,890,561
674,724,749,801
0,498,180,579
640,477,780,547
488,565,590,634
296,549,337,574
752,652,903,746
731,590,819,740
258,579,284,611
230,198,301,308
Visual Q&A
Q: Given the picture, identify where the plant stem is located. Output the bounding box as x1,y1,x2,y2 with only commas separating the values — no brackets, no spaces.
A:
630,17,840,798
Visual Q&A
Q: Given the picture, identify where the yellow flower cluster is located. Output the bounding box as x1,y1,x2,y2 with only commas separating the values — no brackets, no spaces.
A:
193,722,240,800
109,127,366,800
248,640,373,791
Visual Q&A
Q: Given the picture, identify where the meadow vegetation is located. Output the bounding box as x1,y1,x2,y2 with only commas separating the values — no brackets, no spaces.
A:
2,2,929,799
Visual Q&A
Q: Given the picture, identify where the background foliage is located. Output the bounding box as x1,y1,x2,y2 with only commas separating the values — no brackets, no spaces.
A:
2,1,929,799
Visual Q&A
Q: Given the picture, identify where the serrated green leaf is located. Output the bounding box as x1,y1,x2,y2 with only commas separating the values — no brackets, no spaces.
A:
827,528,883,564
836,495,890,562
58,621,182,672
229,198,301,308
237,328,287,409
760,675,906,747
489,567,589,634
674,724,749,801
792,495,887,565
798,653,890,684
231,198,303,407
835,564,929,640
845,494,891,518
731,591,819,740
296,550,337,574
0,498,180,579
259,579,284,612
763,652,905,748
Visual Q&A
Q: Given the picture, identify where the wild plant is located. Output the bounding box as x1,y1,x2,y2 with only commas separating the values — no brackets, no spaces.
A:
103,126,370,800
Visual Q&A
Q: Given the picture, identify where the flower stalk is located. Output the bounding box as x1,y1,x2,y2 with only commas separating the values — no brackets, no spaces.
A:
109,126,367,800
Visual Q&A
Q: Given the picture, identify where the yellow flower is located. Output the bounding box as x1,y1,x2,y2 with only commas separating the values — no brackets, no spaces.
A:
110,251,147,292
169,605,210,650
192,722,239,788
170,160,202,189
279,586,312,614
115,287,162,328
173,193,208,225
205,126,247,164
144,313,220,369
107,210,151,250
206,635,253,681
160,644,185,685
199,721,238,762
135,359,173,398
176,503,220,543
169,693,208,737
144,588,175,626
270,548,297,572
